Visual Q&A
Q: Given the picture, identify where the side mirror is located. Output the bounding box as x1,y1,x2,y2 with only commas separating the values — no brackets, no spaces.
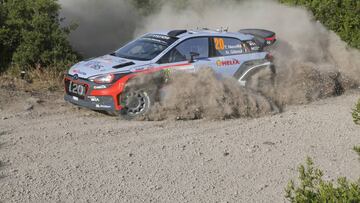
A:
189,52,200,63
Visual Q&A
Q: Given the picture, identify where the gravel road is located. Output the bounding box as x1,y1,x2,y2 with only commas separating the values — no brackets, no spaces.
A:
0,89,359,202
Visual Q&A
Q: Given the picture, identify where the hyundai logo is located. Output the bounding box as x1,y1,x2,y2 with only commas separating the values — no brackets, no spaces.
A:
73,74,79,80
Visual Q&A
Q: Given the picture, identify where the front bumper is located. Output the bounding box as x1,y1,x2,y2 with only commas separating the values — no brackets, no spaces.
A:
64,94,116,111
63,74,131,111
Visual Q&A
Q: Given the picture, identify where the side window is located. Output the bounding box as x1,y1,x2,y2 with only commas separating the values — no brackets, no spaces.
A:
159,37,209,64
244,40,261,52
213,37,245,56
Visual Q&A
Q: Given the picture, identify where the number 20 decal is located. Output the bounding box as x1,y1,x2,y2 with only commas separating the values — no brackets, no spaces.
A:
69,81,85,96
214,38,225,50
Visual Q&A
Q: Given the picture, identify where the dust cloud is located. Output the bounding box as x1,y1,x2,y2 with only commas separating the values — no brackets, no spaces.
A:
60,0,360,120
134,0,359,120
59,0,140,57
145,68,276,121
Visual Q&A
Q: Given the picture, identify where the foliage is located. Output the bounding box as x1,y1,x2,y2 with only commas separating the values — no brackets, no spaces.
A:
129,0,188,15
129,0,160,15
132,0,359,49
279,0,360,49
129,0,245,15
353,99,360,125
0,0,79,72
354,146,360,157
286,73,360,202
286,152,360,202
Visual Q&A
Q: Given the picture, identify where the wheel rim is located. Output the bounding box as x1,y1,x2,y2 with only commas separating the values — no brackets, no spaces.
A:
123,91,148,116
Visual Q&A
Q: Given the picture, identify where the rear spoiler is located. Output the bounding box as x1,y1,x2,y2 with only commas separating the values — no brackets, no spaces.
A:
239,29,276,47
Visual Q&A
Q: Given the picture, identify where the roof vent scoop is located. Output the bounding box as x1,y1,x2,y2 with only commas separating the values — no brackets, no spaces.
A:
168,30,187,37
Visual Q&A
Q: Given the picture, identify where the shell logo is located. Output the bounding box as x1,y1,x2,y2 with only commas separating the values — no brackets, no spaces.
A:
216,59,240,67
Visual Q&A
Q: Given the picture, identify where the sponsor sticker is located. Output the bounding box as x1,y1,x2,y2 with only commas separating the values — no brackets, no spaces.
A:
95,104,111,108
225,50,243,55
216,59,241,67
246,40,260,51
93,85,107,90
142,34,176,45
72,69,87,75
147,34,171,40
214,38,245,55
214,38,225,50
130,65,152,72
85,61,104,70
88,96,100,102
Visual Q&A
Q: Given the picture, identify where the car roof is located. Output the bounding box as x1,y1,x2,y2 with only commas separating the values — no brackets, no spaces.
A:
149,29,254,41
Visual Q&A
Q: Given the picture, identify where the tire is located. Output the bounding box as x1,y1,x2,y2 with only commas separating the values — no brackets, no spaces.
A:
119,87,155,120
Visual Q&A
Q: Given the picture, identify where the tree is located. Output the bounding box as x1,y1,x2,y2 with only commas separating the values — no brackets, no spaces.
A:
279,0,360,49
0,0,78,72
0,0,11,71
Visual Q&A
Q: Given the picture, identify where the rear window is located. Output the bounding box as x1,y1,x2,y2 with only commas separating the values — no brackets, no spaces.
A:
213,37,248,56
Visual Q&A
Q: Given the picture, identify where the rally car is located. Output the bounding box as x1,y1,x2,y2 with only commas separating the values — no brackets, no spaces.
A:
64,28,276,119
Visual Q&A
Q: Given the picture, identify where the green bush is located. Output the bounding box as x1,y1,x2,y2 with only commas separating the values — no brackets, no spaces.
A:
279,0,360,50
353,100,360,125
129,0,195,15
286,151,360,202
0,0,79,72
354,146,360,157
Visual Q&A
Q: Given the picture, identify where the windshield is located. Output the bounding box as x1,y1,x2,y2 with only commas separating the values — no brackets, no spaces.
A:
114,34,177,61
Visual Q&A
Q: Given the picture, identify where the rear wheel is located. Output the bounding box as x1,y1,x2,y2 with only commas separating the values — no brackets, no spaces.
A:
245,64,276,89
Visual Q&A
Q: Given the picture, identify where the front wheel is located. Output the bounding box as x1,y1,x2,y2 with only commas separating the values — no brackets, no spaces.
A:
119,88,154,120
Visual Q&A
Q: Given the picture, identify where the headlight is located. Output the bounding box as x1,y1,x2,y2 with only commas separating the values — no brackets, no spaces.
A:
89,74,115,84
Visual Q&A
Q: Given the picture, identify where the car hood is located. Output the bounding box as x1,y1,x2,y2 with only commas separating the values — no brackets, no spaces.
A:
68,55,150,78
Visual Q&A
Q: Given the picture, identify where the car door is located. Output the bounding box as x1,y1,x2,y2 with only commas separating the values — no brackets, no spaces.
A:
156,37,212,72
207,37,264,78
